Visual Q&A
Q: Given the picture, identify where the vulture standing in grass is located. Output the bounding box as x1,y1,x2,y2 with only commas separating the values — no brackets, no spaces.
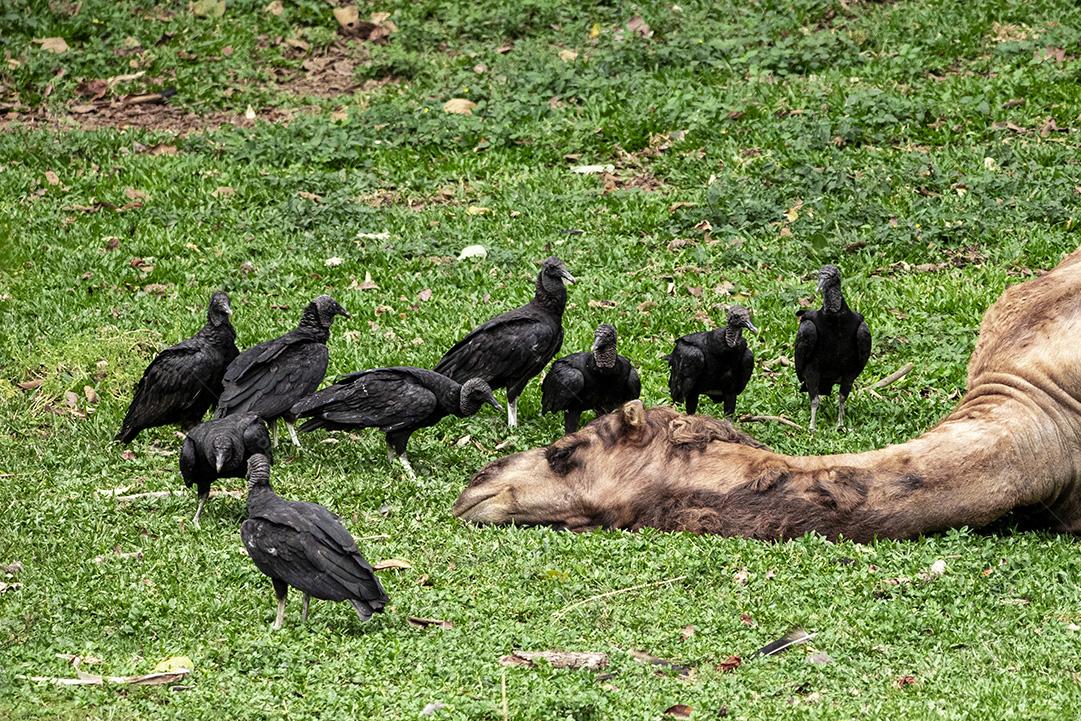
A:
794,264,872,431
541,323,641,433
215,295,350,446
666,305,758,417
241,454,388,630
291,367,500,479
115,291,238,443
180,413,272,525
435,256,575,428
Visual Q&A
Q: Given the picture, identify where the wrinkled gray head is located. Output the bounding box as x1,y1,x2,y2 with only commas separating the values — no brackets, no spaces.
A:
817,264,842,293
309,295,351,327
540,256,576,285
592,323,618,367
246,453,272,488
208,291,232,326
460,378,501,416
726,305,758,334
211,434,239,473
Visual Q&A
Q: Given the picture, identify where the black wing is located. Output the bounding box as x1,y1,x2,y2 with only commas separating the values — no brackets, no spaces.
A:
667,340,704,402
217,341,329,420
853,316,872,377
294,369,439,433
541,357,585,413
794,315,818,385
435,311,561,389
625,364,642,402
116,342,221,441
240,415,273,462
735,345,755,395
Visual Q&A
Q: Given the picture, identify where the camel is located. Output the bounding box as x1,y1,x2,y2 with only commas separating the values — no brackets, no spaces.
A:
454,247,1081,541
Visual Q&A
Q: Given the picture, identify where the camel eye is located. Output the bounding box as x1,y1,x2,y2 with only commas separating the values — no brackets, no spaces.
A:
545,440,587,476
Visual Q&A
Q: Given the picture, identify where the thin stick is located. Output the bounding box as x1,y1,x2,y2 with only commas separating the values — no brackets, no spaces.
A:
354,534,391,542
738,414,804,431
501,669,509,721
106,489,244,502
870,362,913,390
553,576,687,618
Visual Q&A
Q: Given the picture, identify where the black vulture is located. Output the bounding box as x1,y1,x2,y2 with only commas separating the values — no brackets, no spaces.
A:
240,454,388,630
115,291,238,443
541,323,641,433
180,413,272,525
435,256,574,428
215,295,350,446
794,264,872,430
666,305,758,417
291,367,500,479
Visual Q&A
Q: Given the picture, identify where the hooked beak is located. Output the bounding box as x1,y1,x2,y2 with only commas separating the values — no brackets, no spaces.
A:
337,307,352,320
559,268,576,285
816,277,826,293
214,451,227,473
486,393,502,412
744,320,759,334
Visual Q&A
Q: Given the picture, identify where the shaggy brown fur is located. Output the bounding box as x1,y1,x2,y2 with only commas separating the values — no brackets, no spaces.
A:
454,247,1081,540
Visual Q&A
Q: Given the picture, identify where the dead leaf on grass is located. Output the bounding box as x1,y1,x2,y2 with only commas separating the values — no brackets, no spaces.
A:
190,0,225,18
35,37,70,54
417,288,432,302
716,655,741,672
350,271,379,290
664,704,693,718
211,186,235,198
559,48,578,62
83,386,99,404
501,651,608,670
124,187,148,201
120,450,136,461
373,559,412,571
626,16,653,38
680,624,696,640
143,283,169,296
408,616,453,629
895,674,917,688
443,98,477,115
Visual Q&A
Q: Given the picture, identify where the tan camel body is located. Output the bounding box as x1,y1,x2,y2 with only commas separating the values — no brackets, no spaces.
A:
454,248,1081,541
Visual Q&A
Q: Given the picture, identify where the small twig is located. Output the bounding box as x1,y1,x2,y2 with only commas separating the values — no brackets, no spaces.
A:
870,362,914,390
354,534,391,542
738,414,805,432
553,576,687,618
107,489,243,502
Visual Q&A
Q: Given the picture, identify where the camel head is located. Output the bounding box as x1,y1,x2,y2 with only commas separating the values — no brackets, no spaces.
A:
453,400,769,530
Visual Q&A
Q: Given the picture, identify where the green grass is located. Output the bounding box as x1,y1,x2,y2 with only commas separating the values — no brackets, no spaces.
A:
3,0,1081,718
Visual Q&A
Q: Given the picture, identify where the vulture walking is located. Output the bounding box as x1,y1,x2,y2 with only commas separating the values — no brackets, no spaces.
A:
291,367,500,479
541,323,641,434
215,295,349,446
240,454,388,630
180,413,272,525
794,264,872,431
435,256,575,428
115,291,238,443
666,305,758,417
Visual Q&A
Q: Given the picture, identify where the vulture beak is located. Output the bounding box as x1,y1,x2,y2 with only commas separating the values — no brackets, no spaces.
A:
486,393,502,412
591,338,603,353
816,277,827,293
337,307,352,320
744,320,759,334
559,268,577,285
214,450,227,473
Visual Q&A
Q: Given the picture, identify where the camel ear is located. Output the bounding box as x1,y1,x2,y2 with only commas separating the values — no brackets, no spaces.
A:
620,400,645,429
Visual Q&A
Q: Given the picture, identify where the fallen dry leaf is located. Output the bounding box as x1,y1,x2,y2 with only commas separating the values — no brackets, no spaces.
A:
264,0,283,15
895,674,917,688
297,190,322,202
588,299,617,308
373,559,412,571
501,651,608,670
443,98,477,115
466,205,490,215
324,256,343,268
418,288,433,302
143,283,169,296
716,655,741,672
124,187,148,201
570,164,615,174
664,704,693,719
559,48,578,62
17,378,44,391
120,450,137,461
680,625,696,640
458,244,487,260
732,568,749,585
191,0,225,18
64,390,79,409
739,612,754,626
408,616,453,630
211,186,235,198
44,170,60,186
626,16,653,38
83,386,99,404
0,582,21,593
35,37,70,54
3,561,23,575
807,651,834,665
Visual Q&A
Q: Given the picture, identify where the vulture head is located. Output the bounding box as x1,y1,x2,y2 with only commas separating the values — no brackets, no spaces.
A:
538,256,576,291
211,433,243,473
309,295,351,328
460,378,501,416
817,264,842,293
591,323,618,368
207,291,232,326
246,453,272,490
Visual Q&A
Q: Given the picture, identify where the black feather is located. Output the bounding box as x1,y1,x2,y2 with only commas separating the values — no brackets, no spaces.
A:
215,295,348,422
794,267,872,399
435,256,572,407
240,455,388,625
116,291,238,443
180,413,272,503
666,309,755,417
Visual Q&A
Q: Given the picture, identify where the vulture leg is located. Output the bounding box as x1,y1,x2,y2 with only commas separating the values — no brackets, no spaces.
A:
271,578,288,630
192,491,208,527
301,593,311,624
837,381,854,430
563,410,581,435
398,454,417,481
286,420,302,448
387,433,417,481
809,395,820,432
685,394,699,415
271,420,280,448
507,397,519,428
723,394,737,418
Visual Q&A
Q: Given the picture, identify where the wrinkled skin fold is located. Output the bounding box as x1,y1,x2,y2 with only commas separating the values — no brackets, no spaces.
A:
455,247,1081,541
